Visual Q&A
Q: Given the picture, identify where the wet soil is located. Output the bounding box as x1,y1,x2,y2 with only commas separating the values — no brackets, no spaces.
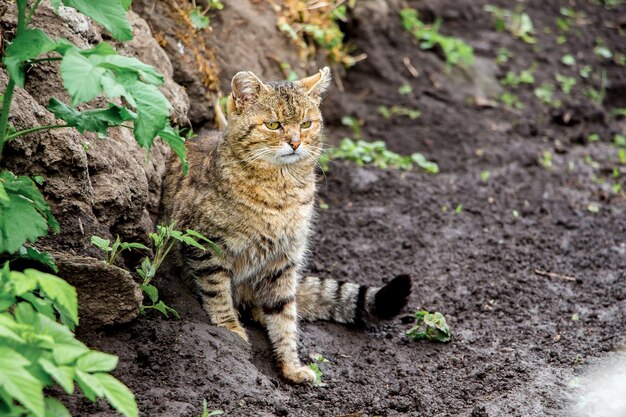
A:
67,0,626,416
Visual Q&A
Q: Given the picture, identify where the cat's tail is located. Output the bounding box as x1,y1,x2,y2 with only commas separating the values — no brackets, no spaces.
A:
296,274,411,324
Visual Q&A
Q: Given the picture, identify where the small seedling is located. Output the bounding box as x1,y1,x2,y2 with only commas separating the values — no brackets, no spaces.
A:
512,209,520,218
611,108,626,117
325,138,439,173
378,105,421,120
398,83,413,95
406,310,451,342
585,70,607,105
540,150,553,169
614,134,626,148
188,0,224,30
341,115,363,139
561,54,576,66
480,170,491,182
454,204,463,214
500,91,524,109
400,8,474,70
496,47,512,65
571,313,580,321
484,5,536,43
588,133,600,142
308,354,329,387
501,65,536,86
587,202,600,213
91,235,149,265
579,65,592,79
534,83,561,107
556,74,576,94
200,399,224,417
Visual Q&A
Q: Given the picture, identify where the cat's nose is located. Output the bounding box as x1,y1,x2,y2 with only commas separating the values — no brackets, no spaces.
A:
289,138,301,150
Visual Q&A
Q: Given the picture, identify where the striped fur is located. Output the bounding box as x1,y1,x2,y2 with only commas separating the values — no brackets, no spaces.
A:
161,69,411,384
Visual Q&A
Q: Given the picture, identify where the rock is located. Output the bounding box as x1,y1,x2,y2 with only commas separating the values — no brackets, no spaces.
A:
56,253,143,327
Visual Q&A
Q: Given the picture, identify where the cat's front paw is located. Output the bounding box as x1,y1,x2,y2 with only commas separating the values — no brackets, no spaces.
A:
225,323,249,343
282,364,316,384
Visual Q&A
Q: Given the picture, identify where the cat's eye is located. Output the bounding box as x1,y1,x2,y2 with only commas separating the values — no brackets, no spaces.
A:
264,121,281,130
300,121,312,129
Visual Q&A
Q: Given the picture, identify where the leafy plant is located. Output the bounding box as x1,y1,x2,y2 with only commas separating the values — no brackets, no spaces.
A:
534,83,561,108
501,65,536,87
308,354,329,387
378,105,421,120
200,399,224,417
90,236,148,265
500,91,524,109
0,264,138,417
188,0,224,30
398,83,413,95
0,0,189,174
400,8,474,70
140,224,219,318
275,0,364,67
484,5,536,43
340,116,363,139
556,74,577,94
579,65,592,79
326,138,439,173
561,54,576,66
496,47,512,65
540,150,553,169
406,310,451,342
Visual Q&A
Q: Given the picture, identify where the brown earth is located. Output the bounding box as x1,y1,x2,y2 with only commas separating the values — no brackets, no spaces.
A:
5,0,626,416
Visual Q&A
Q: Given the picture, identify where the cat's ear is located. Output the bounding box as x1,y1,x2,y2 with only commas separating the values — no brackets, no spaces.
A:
229,71,268,112
298,67,331,97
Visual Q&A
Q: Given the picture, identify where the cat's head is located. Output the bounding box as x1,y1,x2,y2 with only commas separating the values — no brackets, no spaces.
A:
225,68,331,166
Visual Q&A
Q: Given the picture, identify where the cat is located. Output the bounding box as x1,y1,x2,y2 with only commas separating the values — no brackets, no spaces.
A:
161,67,412,384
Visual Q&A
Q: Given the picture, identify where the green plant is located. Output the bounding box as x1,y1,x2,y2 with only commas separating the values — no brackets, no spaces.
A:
0,0,189,174
496,47,512,65
501,65,536,86
484,5,536,43
378,105,421,120
500,91,524,109
534,83,561,107
540,150,553,169
200,399,224,417
0,263,138,417
139,223,219,318
480,170,491,182
341,116,363,139
326,138,439,173
612,108,626,117
90,236,148,265
308,354,329,387
561,54,576,66
587,133,600,142
400,8,474,71
406,310,451,342
556,74,577,94
585,70,607,105
188,0,224,30
398,83,413,95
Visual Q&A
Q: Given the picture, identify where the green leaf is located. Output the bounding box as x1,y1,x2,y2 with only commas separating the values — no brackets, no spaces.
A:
44,398,71,417
159,126,188,175
60,50,107,105
0,319,25,343
75,370,104,402
184,229,221,255
52,343,89,366
0,172,59,254
117,73,171,149
0,346,45,417
141,284,158,304
61,0,133,41
3,29,56,87
96,54,164,85
24,269,78,326
406,310,451,342
94,373,138,417
119,242,149,251
38,358,74,394
76,351,118,373
90,235,112,252
15,246,58,272
48,99,135,137
151,300,179,319
189,8,210,29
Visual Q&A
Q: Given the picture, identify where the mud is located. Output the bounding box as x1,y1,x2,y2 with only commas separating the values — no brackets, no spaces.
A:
63,0,626,416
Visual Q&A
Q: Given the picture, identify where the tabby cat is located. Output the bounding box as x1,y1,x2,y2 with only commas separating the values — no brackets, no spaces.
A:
161,68,412,384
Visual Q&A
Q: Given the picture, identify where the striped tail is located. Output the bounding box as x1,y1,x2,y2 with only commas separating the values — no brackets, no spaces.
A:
296,274,412,324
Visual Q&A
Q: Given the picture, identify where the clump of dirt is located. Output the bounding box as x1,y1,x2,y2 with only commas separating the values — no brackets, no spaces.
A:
56,0,626,415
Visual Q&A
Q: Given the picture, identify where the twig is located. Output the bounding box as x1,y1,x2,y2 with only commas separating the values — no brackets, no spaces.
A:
403,56,419,78
534,268,577,282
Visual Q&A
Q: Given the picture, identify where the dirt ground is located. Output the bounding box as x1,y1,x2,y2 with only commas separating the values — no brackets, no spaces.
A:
66,0,626,416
